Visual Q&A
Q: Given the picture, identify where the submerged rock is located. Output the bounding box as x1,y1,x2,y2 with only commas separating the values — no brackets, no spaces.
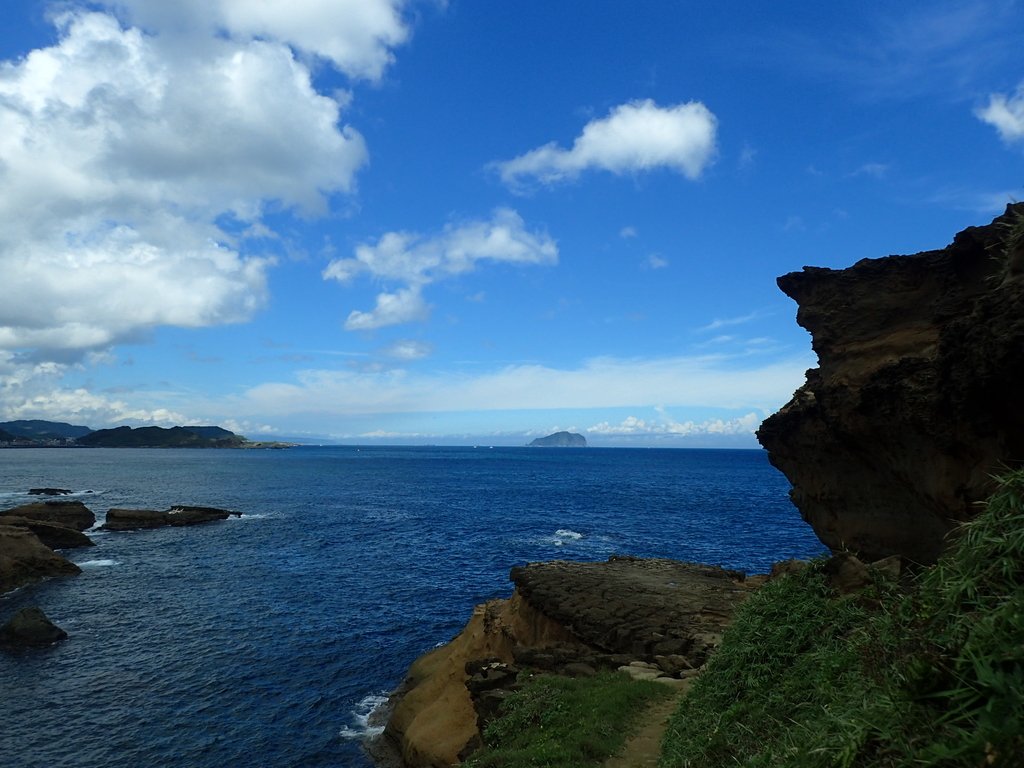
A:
0,525,81,594
759,203,1024,563
0,500,96,532
27,488,72,496
0,606,67,649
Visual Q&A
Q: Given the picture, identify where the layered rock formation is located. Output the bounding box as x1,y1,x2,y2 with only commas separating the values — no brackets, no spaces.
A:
102,505,239,531
1,500,96,532
376,558,750,767
758,204,1024,563
0,525,81,594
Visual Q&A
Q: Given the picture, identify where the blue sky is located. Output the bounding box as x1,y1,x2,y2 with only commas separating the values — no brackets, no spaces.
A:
0,0,1022,446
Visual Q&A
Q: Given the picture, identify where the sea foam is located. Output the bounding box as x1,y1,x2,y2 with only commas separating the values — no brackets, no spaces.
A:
338,693,389,740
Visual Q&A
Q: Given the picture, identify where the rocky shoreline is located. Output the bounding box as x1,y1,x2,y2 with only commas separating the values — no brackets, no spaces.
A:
369,558,755,767
0,495,240,649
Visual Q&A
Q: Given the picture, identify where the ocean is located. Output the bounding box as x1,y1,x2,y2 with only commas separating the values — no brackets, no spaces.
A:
0,446,825,767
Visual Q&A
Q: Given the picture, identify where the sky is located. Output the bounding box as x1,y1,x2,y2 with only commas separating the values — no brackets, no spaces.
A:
0,0,1022,447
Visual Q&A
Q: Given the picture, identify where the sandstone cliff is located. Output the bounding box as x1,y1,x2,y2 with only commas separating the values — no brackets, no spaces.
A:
376,558,750,767
758,204,1024,563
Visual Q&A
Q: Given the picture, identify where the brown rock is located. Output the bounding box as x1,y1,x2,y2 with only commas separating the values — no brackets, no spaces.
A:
0,525,81,594
1,500,95,532
758,203,1024,563
102,505,238,531
0,516,94,550
824,552,871,594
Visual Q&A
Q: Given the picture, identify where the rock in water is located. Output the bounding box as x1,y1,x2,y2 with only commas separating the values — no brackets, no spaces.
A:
758,204,1024,563
0,606,67,648
0,525,81,594
0,501,96,532
528,431,587,447
102,505,239,531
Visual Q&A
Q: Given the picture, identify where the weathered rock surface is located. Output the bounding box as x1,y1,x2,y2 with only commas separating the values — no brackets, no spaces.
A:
0,525,81,594
758,204,1024,563
1,500,96,532
101,505,239,531
0,606,67,648
375,557,750,767
0,516,94,550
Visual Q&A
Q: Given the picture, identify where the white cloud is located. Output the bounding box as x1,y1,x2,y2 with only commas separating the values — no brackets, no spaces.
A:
494,99,718,187
229,351,810,420
345,289,431,331
107,0,409,81
620,226,638,239
977,83,1024,144
851,162,889,178
325,208,558,330
382,340,433,360
588,411,763,437
645,254,669,269
0,10,367,369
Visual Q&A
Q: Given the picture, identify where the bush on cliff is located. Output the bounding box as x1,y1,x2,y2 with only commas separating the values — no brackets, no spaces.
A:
660,469,1024,767
465,671,672,768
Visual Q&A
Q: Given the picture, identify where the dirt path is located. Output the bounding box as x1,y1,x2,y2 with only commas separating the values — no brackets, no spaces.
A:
604,683,690,768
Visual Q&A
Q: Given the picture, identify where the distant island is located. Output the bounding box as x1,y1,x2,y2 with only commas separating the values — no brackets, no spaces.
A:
0,420,294,449
528,431,587,447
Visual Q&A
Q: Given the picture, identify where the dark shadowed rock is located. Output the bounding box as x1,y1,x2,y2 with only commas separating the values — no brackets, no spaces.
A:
510,557,749,665
102,505,239,531
28,488,72,496
0,525,81,594
0,606,67,649
758,204,1024,563
1,500,95,532
0,517,94,550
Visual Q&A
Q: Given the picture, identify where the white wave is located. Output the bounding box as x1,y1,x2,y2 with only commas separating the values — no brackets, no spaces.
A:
551,528,585,545
78,559,118,567
338,692,389,740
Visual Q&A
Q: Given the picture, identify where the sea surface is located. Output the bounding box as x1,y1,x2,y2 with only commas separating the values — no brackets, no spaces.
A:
0,446,825,767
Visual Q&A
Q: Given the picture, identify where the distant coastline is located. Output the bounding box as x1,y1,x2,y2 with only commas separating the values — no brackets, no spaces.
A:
0,420,295,449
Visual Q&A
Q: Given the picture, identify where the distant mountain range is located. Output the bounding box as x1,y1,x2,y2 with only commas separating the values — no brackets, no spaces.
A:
0,420,292,449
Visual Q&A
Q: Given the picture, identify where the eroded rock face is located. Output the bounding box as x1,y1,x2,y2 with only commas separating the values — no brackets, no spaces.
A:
758,204,1024,563
375,557,751,767
1,500,96,532
0,525,81,594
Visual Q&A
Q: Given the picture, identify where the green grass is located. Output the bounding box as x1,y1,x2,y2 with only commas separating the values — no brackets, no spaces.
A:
659,468,1024,767
465,671,674,768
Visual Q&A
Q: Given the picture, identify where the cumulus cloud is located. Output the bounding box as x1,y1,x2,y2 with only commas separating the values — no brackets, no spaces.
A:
324,208,558,330
0,10,369,370
107,0,409,81
494,99,718,188
977,83,1024,144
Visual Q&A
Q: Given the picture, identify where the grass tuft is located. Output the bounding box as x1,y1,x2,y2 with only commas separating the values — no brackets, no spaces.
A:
465,671,673,768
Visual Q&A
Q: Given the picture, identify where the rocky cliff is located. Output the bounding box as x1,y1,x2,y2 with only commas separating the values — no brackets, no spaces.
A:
758,204,1024,563
374,558,750,767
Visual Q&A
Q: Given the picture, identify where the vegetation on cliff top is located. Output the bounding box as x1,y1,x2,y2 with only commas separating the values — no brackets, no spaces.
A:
661,468,1024,767
465,671,672,768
